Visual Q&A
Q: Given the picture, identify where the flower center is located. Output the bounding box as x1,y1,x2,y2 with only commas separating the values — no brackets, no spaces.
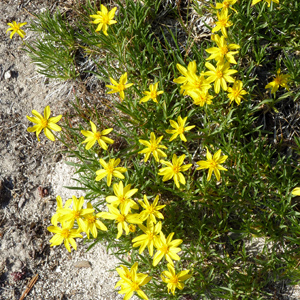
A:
209,160,218,169
117,83,125,91
161,245,169,254
72,211,80,219
170,275,179,284
233,89,240,97
131,282,140,291
41,118,48,129
119,196,126,203
147,205,154,213
177,127,184,134
195,94,205,103
150,91,157,99
191,77,203,89
87,215,96,224
219,19,227,27
117,214,125,223
150,144,158,151
223,1,229,8
147,233,154,240
102,15,109,24
61,229,70,238
107,165,114,174
274,77,282,85
94,132,101,140
12,24,21,31
220,46,228,55
172,165,180,174
216,70,223,79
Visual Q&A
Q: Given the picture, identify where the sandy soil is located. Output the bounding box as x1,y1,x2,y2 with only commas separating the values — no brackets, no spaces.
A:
0,1,128,299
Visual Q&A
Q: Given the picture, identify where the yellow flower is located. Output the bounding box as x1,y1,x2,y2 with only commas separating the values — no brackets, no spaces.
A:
26,105,62,142
206,34,240,64
173,61,197,85
81,121,114,150
47,222,82,253
196,148,228,181
106,72,133,100
6,21,27,39
138,195,165,223
115,262,151,300
51,195,73,226
252,0,279,7
106,181,139,213
227,80,247,105
139,132,167,162
292,187,300,196
173,61,210,95
83,203,107,239
140,82,164,103
212,0,238,14
186,90,214,107
166,116,195,142
115,262,138,289
58,196,95,230
99,205,142,239
181,73,211,95
132,219,162,256
212,9,233,38
161,263,192,295
204,62,237,94
128,224,136,233
95,158,127,187
265,69,290,94
158,154,192,189
153,232,183,266
90,4,117,36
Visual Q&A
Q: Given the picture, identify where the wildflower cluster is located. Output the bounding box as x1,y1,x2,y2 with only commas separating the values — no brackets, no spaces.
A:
21,0,300,298
46,139,192,299
173,4,247,107
47,195,106,252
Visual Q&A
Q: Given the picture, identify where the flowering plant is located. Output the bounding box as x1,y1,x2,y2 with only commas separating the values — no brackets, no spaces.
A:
22,0,300,299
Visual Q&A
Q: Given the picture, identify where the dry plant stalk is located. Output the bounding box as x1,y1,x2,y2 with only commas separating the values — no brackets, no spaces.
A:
19,274,39,300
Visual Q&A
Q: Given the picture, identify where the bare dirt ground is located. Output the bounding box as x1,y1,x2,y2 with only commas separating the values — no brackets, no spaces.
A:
0,1,127,299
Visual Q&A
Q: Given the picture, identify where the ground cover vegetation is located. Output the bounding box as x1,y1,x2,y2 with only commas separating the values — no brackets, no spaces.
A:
9,0,300,298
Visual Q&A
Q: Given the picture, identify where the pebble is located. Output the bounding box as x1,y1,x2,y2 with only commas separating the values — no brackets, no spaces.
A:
12,259,22,272
74,260,91,268
4,70,11,80
18,197,26,209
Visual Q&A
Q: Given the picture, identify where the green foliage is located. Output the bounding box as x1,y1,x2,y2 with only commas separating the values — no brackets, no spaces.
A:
25,0,300,299
24,9,79,80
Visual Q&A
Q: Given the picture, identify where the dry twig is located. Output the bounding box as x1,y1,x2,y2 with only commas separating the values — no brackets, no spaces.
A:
19,274,39,300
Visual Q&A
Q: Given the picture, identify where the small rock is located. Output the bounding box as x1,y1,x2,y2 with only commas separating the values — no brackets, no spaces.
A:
37,186,49,198
12,260,22,272
18,197,26,209
74,260,91,268
49,248,55,257
4,70,11,80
